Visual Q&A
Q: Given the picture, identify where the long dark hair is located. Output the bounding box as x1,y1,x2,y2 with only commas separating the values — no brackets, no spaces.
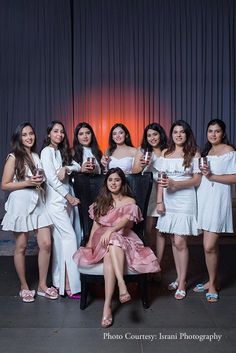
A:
107,123,134,155
141,122,167,152
202,119,234,156
42,120,72,166
73,122,103,170
93,167,134,221
165,120,198,168
11,122,37,181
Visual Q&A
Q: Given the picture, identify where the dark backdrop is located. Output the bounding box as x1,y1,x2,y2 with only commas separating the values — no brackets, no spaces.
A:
1,0,236,171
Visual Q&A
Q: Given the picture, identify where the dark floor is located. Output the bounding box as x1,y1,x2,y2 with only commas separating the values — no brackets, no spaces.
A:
0,241,236,353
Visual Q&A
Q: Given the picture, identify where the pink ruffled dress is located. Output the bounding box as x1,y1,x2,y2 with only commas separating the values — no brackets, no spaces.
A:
73,203,160,273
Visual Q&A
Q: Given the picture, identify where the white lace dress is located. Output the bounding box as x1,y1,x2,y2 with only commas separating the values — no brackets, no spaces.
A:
1,153,52,232
197,151,236,233
156,157,200,236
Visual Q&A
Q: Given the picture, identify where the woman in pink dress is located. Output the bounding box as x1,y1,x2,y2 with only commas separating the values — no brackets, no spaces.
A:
73,167,160,328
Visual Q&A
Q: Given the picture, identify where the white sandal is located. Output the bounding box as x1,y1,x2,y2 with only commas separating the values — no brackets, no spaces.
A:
19,289,35,303
168,281,178,291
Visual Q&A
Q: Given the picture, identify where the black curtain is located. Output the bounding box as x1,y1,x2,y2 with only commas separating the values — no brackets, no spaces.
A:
1,0,236,171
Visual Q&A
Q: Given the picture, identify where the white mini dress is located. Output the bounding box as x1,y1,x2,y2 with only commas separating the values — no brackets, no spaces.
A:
1,153,52,232
197,151,236,233
156,157,200,236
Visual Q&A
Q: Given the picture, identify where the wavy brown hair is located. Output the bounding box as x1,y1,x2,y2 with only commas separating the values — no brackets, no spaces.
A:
165,120,198,168
11,122,37,181
93,167,134,221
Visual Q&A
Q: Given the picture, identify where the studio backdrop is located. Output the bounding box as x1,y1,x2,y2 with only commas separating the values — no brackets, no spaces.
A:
0,0,235,172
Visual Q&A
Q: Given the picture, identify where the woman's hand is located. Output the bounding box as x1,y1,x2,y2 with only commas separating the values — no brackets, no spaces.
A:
200,164,212,178
156,201,165,215
57,167,68,181
26,175,44,187
81,161,95,173
65,193,80,206
99,229,113,247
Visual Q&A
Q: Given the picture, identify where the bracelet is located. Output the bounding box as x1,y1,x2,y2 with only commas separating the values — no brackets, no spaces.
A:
156,201,163,204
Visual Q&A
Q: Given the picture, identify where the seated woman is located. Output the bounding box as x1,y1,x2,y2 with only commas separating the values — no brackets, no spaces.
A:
101,123,137,174
73,167,160,328
72,122,103,174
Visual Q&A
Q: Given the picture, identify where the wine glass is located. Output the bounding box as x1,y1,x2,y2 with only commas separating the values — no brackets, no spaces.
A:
103,154,110,174
87,157,96,170
143,151,152,165
157,171,168,188
198,157,209,170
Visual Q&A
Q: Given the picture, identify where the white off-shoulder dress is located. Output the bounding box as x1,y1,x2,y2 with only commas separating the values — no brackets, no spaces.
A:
197,151,236,233
108,156,134,174
1,153,52,232
156,157,200,236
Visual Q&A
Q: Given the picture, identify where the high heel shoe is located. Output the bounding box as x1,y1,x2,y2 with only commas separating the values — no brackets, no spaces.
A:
65,290,81,299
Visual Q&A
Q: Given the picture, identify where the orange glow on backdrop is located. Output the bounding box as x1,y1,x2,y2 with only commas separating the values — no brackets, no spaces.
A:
63,86,171,152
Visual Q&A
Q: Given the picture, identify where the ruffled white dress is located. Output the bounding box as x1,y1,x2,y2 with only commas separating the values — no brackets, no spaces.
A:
156,157,200,236
108,156,134,174
1,153,52,232
197,151,236,233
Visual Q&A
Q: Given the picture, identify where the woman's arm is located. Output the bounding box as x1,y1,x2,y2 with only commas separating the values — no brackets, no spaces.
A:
204,172,236,185
1,155,42,191
167,173,202,190
132,148,146,173
99,214,131,246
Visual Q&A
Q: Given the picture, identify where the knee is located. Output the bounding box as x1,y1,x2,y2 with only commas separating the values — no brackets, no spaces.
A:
173,238,187,251
204,244,217,255
38,240,52,253
14,243,27,255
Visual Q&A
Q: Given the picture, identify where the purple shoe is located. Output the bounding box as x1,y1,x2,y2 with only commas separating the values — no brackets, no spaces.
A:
65,290,81,299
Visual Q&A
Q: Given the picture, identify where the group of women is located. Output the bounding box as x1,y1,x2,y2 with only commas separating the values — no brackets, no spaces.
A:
1,118,236,328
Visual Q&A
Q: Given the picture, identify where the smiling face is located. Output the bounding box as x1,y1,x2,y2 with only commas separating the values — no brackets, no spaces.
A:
207,123,224,146
107,172,122,194
172,125,187,146
21,125,35,150
146,129,160,148
48,123,65,147
112,126,126,145
77,127,92,147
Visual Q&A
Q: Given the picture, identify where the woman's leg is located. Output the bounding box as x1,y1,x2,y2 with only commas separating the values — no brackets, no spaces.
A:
14,232,29,290
203,231,220,294
103,253,116,318
170,235,180,284
108,245,128,297
36,226,52,292
173,235,188,291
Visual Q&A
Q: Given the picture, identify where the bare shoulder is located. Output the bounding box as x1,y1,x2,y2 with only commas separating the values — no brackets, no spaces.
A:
123,196,136,205
194,151,201,158
130,147,138,157
222,144,235,153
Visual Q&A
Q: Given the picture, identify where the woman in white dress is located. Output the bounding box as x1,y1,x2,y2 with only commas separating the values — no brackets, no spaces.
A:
72,122,103,174
101,123,137,174
193,119,236,302
132,123,167,269
1,122,58,302
41,121,81,298
156,120,201,300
